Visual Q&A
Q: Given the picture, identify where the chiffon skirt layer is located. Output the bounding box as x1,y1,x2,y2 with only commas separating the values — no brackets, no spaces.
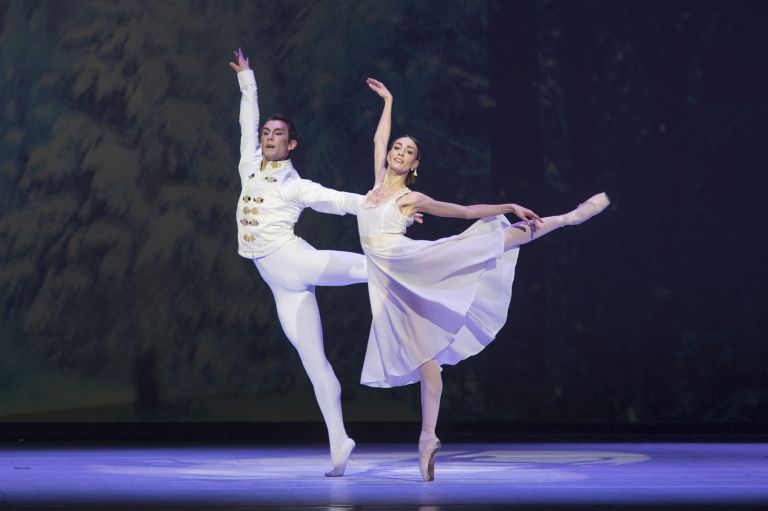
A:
360,215,518,388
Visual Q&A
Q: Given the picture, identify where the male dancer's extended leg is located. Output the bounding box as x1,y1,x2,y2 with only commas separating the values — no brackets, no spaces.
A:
299,247,367,286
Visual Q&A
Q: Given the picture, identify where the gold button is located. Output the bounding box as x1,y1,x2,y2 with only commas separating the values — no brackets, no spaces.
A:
240,218,248,225
265,176,277,183
255,197,264,203
242,195,251,202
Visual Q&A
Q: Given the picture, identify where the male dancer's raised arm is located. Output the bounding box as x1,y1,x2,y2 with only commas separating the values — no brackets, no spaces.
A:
229,49,261,179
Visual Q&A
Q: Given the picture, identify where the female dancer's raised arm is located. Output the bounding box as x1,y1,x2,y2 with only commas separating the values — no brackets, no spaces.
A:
367,78,392,186
365,77,541,229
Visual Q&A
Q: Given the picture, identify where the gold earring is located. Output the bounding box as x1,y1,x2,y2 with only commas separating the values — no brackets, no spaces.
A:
412,168,418,177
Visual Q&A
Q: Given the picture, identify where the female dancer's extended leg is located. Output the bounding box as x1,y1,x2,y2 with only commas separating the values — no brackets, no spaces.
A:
504,192,610,249
412,193,609,482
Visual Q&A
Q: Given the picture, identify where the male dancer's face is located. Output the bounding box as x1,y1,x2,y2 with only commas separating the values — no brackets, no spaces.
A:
261,119,297,161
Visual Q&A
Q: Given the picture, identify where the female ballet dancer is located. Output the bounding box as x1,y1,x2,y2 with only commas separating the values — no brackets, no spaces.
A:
357,78,609,482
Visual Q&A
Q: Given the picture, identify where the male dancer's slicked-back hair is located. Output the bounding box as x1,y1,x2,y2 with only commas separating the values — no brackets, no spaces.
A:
266,113,299,145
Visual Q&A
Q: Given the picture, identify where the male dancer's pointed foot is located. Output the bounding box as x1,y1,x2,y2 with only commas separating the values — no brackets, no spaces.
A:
325,437,356,477
418,436,441,482
564,192,610,225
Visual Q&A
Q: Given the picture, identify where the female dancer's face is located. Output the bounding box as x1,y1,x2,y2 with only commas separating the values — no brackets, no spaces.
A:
260,119,297,161
387,137,419,175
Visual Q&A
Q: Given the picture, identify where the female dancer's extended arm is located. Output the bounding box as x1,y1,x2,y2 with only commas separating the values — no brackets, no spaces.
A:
398,192,543,230
367,78,392,186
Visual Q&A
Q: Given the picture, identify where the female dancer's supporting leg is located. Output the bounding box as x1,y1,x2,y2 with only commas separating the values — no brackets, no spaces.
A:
418,359,443,482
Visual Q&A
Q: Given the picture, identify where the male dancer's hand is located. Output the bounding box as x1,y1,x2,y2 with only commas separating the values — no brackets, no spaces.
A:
229,48,250,73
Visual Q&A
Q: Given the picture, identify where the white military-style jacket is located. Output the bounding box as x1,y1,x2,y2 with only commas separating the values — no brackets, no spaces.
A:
236,70,363,259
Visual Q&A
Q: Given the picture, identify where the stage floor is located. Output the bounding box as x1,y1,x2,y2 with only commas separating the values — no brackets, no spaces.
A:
1,442,767,510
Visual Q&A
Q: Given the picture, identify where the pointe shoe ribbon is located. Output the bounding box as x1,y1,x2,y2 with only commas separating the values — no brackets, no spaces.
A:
418,437,441,482
325,437,356,477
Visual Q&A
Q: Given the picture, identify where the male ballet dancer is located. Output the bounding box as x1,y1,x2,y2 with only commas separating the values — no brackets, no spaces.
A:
229,49,364,476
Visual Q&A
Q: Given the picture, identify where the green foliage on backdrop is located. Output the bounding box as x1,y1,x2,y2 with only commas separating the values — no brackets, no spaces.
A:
0,0,490,421
1,0,766,424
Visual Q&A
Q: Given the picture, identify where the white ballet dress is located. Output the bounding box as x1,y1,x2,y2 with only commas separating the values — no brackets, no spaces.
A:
357,187,519,388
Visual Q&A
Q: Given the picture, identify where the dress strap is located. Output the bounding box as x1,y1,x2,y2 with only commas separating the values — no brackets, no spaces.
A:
392,187,412,203
364,182,383,197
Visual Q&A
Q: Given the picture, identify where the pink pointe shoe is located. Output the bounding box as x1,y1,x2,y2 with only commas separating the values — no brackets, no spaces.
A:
418,436,441,482
565,192,610,225
325,437,355,477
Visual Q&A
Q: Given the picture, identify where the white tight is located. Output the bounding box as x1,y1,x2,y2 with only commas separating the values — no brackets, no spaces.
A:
254,238,367,448
504,198,604,249
418,360,442,438
503,214,567,249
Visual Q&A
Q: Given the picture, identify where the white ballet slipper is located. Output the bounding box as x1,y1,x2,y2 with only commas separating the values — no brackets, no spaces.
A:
325,437,355,477
565,192,610,225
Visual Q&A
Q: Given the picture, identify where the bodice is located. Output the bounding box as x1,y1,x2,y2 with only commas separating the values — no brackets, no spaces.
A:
357,187,415,244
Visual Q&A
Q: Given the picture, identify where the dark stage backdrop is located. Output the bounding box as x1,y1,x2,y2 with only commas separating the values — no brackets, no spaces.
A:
1,0,766,426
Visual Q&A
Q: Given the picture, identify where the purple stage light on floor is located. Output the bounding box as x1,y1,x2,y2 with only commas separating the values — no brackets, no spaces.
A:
1,443,767,508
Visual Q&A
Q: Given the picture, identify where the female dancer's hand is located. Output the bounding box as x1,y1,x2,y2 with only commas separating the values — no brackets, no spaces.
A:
366,78,392,101
508,204,542,232
229,48,250,73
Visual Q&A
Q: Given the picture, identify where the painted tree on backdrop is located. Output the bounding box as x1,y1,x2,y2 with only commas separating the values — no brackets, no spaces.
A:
0,0,495,420
0,1,287,418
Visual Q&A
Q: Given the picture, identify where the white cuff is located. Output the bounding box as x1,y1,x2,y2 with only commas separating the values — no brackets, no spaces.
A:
238,69,257,90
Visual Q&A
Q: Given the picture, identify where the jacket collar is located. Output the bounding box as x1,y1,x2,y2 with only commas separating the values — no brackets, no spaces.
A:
252,157,299,183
